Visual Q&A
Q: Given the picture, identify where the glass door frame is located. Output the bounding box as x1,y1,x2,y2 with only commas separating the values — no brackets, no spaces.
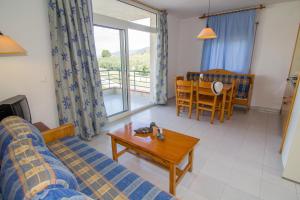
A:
94,25,130,117
93,13,158,120
120,28,130,115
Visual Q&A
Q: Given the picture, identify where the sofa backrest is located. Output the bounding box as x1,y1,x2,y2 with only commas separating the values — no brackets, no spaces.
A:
187,69,255,99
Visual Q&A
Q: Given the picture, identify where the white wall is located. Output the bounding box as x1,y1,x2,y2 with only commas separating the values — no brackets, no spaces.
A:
0,0,58,128
174,1,300,110
167,14,180,98
177,18,206,76
251,1,300,110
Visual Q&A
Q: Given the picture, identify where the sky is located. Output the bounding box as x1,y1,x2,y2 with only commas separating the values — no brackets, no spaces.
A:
93,18,151,57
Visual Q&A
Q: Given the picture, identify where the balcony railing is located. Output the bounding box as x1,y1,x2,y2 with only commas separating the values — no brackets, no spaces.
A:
100,69,150,93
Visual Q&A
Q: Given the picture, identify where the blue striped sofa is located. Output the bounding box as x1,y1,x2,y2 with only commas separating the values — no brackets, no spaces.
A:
0,116,175,200
187,69,255,109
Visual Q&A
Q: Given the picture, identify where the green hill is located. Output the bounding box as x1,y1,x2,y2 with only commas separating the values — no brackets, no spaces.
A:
98,47,150,73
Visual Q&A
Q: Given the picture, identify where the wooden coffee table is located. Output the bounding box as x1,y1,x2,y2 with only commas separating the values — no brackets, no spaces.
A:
107,122,200,195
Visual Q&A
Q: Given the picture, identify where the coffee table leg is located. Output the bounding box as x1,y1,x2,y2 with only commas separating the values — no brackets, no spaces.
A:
111,138,118,161
169,163,176,195
188,149,194,172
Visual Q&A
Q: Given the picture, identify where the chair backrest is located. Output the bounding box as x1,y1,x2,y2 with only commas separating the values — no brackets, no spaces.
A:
187,70,254,99
176,80,193,97
196,81,216,97
176,80,193,90
229,80,237,98
176,76,184,81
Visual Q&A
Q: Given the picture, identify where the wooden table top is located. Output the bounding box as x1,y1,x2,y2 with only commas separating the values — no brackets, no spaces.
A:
108,123,200,164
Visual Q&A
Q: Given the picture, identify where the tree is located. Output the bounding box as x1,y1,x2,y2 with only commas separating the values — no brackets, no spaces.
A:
101,49,111,58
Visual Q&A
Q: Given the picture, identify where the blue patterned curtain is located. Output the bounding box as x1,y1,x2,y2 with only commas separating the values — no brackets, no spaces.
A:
155,11,168,104
201,10,256,73
48,0,107,140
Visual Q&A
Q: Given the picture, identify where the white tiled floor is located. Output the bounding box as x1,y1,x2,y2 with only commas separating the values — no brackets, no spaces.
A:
86,100,300,200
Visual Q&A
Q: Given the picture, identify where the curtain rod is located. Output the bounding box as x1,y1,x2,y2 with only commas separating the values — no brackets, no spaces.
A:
199,4,265,19
118,0,164,13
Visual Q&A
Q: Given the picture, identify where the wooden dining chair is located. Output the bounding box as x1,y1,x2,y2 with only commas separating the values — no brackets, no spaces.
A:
175,80,194,118
176,76,184,81
224,80,236,119
195,81,222,124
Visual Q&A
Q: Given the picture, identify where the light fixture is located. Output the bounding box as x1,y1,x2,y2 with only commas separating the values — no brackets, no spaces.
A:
197,0,217,40
0,32,26,55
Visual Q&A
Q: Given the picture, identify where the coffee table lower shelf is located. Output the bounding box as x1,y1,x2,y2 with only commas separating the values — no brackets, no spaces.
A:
110,137,194,195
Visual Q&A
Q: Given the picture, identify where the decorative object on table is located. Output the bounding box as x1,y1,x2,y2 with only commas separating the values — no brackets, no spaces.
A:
156,127,165,141
134,122,165,140
134,127,152,134
0,32,26,55
211,81,224,95
149,122,157,132
134,122,157,134
199,73,204,81
152,125,165,141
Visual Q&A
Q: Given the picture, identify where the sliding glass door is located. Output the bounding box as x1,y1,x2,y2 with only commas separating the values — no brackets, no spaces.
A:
128,29,153,110
94,26,128,116
92,0,157,117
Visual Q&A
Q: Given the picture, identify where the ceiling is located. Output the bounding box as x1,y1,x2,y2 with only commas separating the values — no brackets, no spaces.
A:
93,0,156,21
138,0,299,18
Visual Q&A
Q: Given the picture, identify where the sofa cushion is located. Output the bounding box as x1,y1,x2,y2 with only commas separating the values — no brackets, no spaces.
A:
48,137,175,200
32,188,92,200
0,139,78,200
0,116,46,165
187,72,251,99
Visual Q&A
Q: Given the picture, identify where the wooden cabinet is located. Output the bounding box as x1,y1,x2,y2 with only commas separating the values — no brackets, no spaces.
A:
280,76,299,152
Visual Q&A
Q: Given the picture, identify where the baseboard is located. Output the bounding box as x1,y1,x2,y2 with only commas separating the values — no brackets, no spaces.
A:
250,106,280,113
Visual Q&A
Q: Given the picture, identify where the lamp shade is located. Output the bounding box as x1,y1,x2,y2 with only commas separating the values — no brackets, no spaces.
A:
0,33,26,55
197,27,217,39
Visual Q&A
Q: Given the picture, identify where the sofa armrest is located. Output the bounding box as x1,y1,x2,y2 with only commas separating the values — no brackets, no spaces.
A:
42,123,75,144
